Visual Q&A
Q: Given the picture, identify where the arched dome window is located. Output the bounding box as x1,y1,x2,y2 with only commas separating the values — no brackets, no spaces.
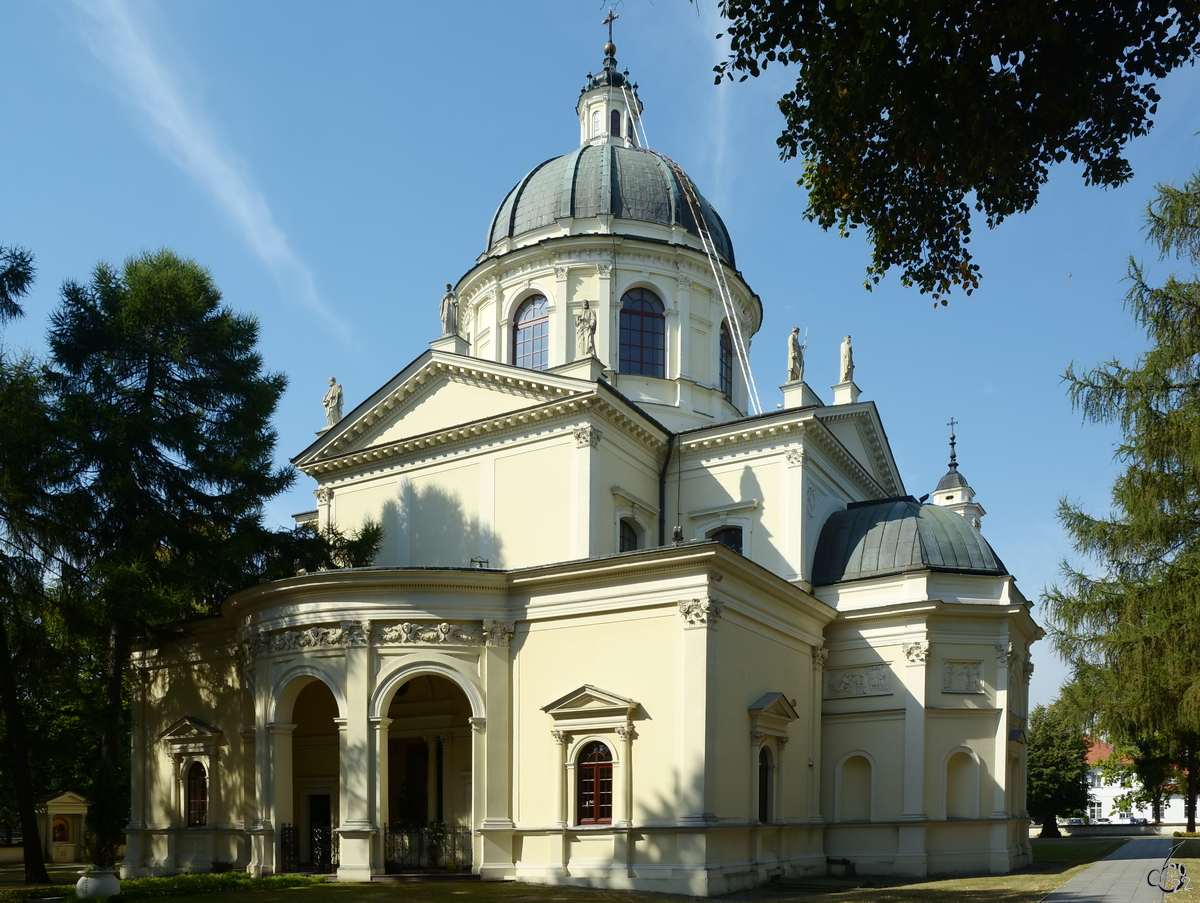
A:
610,109,621,138
719,321,734,400
619,288,665,378
513,295,550,370
592,110,602,138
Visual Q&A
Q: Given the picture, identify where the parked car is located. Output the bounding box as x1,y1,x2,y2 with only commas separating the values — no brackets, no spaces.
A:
1097,818,1112,824
1066,818,1086,825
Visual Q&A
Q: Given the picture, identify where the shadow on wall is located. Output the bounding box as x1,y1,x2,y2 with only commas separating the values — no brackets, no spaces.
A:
379,481,503,569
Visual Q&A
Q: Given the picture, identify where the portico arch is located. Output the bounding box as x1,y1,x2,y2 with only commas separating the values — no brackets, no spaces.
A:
371,660,481,874
269,670,345,874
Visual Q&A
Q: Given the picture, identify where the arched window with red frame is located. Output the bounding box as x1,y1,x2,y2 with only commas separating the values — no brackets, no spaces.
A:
577,741,613,824
187,762,208,827
513,295,550,370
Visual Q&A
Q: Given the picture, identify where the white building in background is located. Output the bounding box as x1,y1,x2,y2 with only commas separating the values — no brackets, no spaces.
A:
121,36,1042,897
1085,740,1189,824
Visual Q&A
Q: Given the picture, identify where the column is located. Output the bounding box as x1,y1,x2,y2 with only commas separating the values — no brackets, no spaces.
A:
470,716,486,869
749,731,765,823
247,663,275,876
370,716,391,871
337,620,375,882
898,638,929,877
425,735,440,822
776,736,789,822
267,722,296,874
599,262,616,378
479,620,515,879
617,724,634,828
440,735,456,826
551,731,568,828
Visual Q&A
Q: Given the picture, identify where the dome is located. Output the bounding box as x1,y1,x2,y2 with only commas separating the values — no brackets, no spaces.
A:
486,144,736,266
812,496,1006,586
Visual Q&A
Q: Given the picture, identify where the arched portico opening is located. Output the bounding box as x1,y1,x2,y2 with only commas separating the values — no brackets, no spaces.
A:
375,670,476,872
272,673,343,874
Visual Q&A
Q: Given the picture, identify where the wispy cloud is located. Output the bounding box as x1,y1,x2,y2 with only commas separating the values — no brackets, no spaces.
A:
72,0,351,342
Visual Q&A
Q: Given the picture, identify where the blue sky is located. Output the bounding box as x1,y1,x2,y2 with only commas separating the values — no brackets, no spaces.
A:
3,1,1199,708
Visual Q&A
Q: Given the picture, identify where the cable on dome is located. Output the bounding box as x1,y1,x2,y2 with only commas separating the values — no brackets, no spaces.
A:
619,83,650,149
649,150,762,415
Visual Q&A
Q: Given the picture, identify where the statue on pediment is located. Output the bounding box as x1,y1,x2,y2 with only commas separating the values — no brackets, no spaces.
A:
787,327,806,383
323,377,343,427
840,334,854,383
440,284,459,336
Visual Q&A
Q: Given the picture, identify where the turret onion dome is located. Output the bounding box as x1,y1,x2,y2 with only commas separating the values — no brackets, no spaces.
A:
486,145,737,266
811,496,1007,585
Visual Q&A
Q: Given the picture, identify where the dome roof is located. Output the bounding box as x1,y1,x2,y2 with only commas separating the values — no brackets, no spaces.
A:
812,496,1006,586
486,144,736,266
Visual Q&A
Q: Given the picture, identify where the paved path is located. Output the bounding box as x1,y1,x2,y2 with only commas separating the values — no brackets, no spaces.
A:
1042,836,1180,902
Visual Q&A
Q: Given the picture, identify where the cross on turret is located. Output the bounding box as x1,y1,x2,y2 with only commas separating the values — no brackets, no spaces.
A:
603,8,619,45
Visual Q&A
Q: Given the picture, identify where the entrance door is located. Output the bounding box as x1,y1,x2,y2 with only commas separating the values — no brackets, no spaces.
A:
309,794,333,873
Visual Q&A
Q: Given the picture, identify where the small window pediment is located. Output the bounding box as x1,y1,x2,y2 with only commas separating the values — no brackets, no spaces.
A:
749,691,798,738
543,685,637,721
159,717,223,758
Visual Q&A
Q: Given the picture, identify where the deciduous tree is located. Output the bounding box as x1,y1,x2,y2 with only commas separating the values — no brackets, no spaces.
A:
1027,703,1090,837
711,0,1200,299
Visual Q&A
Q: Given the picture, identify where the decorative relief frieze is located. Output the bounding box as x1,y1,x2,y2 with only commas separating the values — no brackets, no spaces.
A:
482,619,516,647
943,660,984,694
826,664,892,698
342,619,371,647
574,425,602,448
373,622,483,645
248,625,347,656
903,641,930,664
678,597,723,628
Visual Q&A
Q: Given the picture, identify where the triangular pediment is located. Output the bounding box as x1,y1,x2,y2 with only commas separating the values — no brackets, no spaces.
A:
294,351,598,469
158,716,220,742
814,403,903,496
542,684,638,719
748,692,799,721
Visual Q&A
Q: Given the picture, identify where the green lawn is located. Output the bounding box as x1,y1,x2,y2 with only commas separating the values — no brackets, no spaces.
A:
0,837,1137,903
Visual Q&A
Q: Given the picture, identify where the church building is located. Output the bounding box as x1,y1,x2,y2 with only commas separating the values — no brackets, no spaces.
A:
121,35,1041,897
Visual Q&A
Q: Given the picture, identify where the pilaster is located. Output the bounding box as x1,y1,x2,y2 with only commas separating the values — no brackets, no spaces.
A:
675,598,721,825
479,620,516,879
337,621,375,882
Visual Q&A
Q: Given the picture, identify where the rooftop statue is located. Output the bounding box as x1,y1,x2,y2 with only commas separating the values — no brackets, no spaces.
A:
440,284,459,337
840,334,854,383
787,327,806,383
323,377,343,427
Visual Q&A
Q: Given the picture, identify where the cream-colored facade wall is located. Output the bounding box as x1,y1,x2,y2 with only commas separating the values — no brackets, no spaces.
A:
495,443,572,568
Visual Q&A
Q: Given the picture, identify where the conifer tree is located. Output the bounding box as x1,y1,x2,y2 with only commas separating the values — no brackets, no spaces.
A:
1043,168,1200,831
47,249,293,866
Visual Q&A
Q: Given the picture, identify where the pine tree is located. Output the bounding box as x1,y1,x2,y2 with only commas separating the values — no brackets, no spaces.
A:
1043,168,1200,831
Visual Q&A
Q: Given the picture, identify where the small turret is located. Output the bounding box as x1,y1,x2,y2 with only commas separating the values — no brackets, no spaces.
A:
930,422,986,530
576,10,643,147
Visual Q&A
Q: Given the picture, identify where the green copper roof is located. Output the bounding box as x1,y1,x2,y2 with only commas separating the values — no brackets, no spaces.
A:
812,497,1006,586
487,144,735,266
